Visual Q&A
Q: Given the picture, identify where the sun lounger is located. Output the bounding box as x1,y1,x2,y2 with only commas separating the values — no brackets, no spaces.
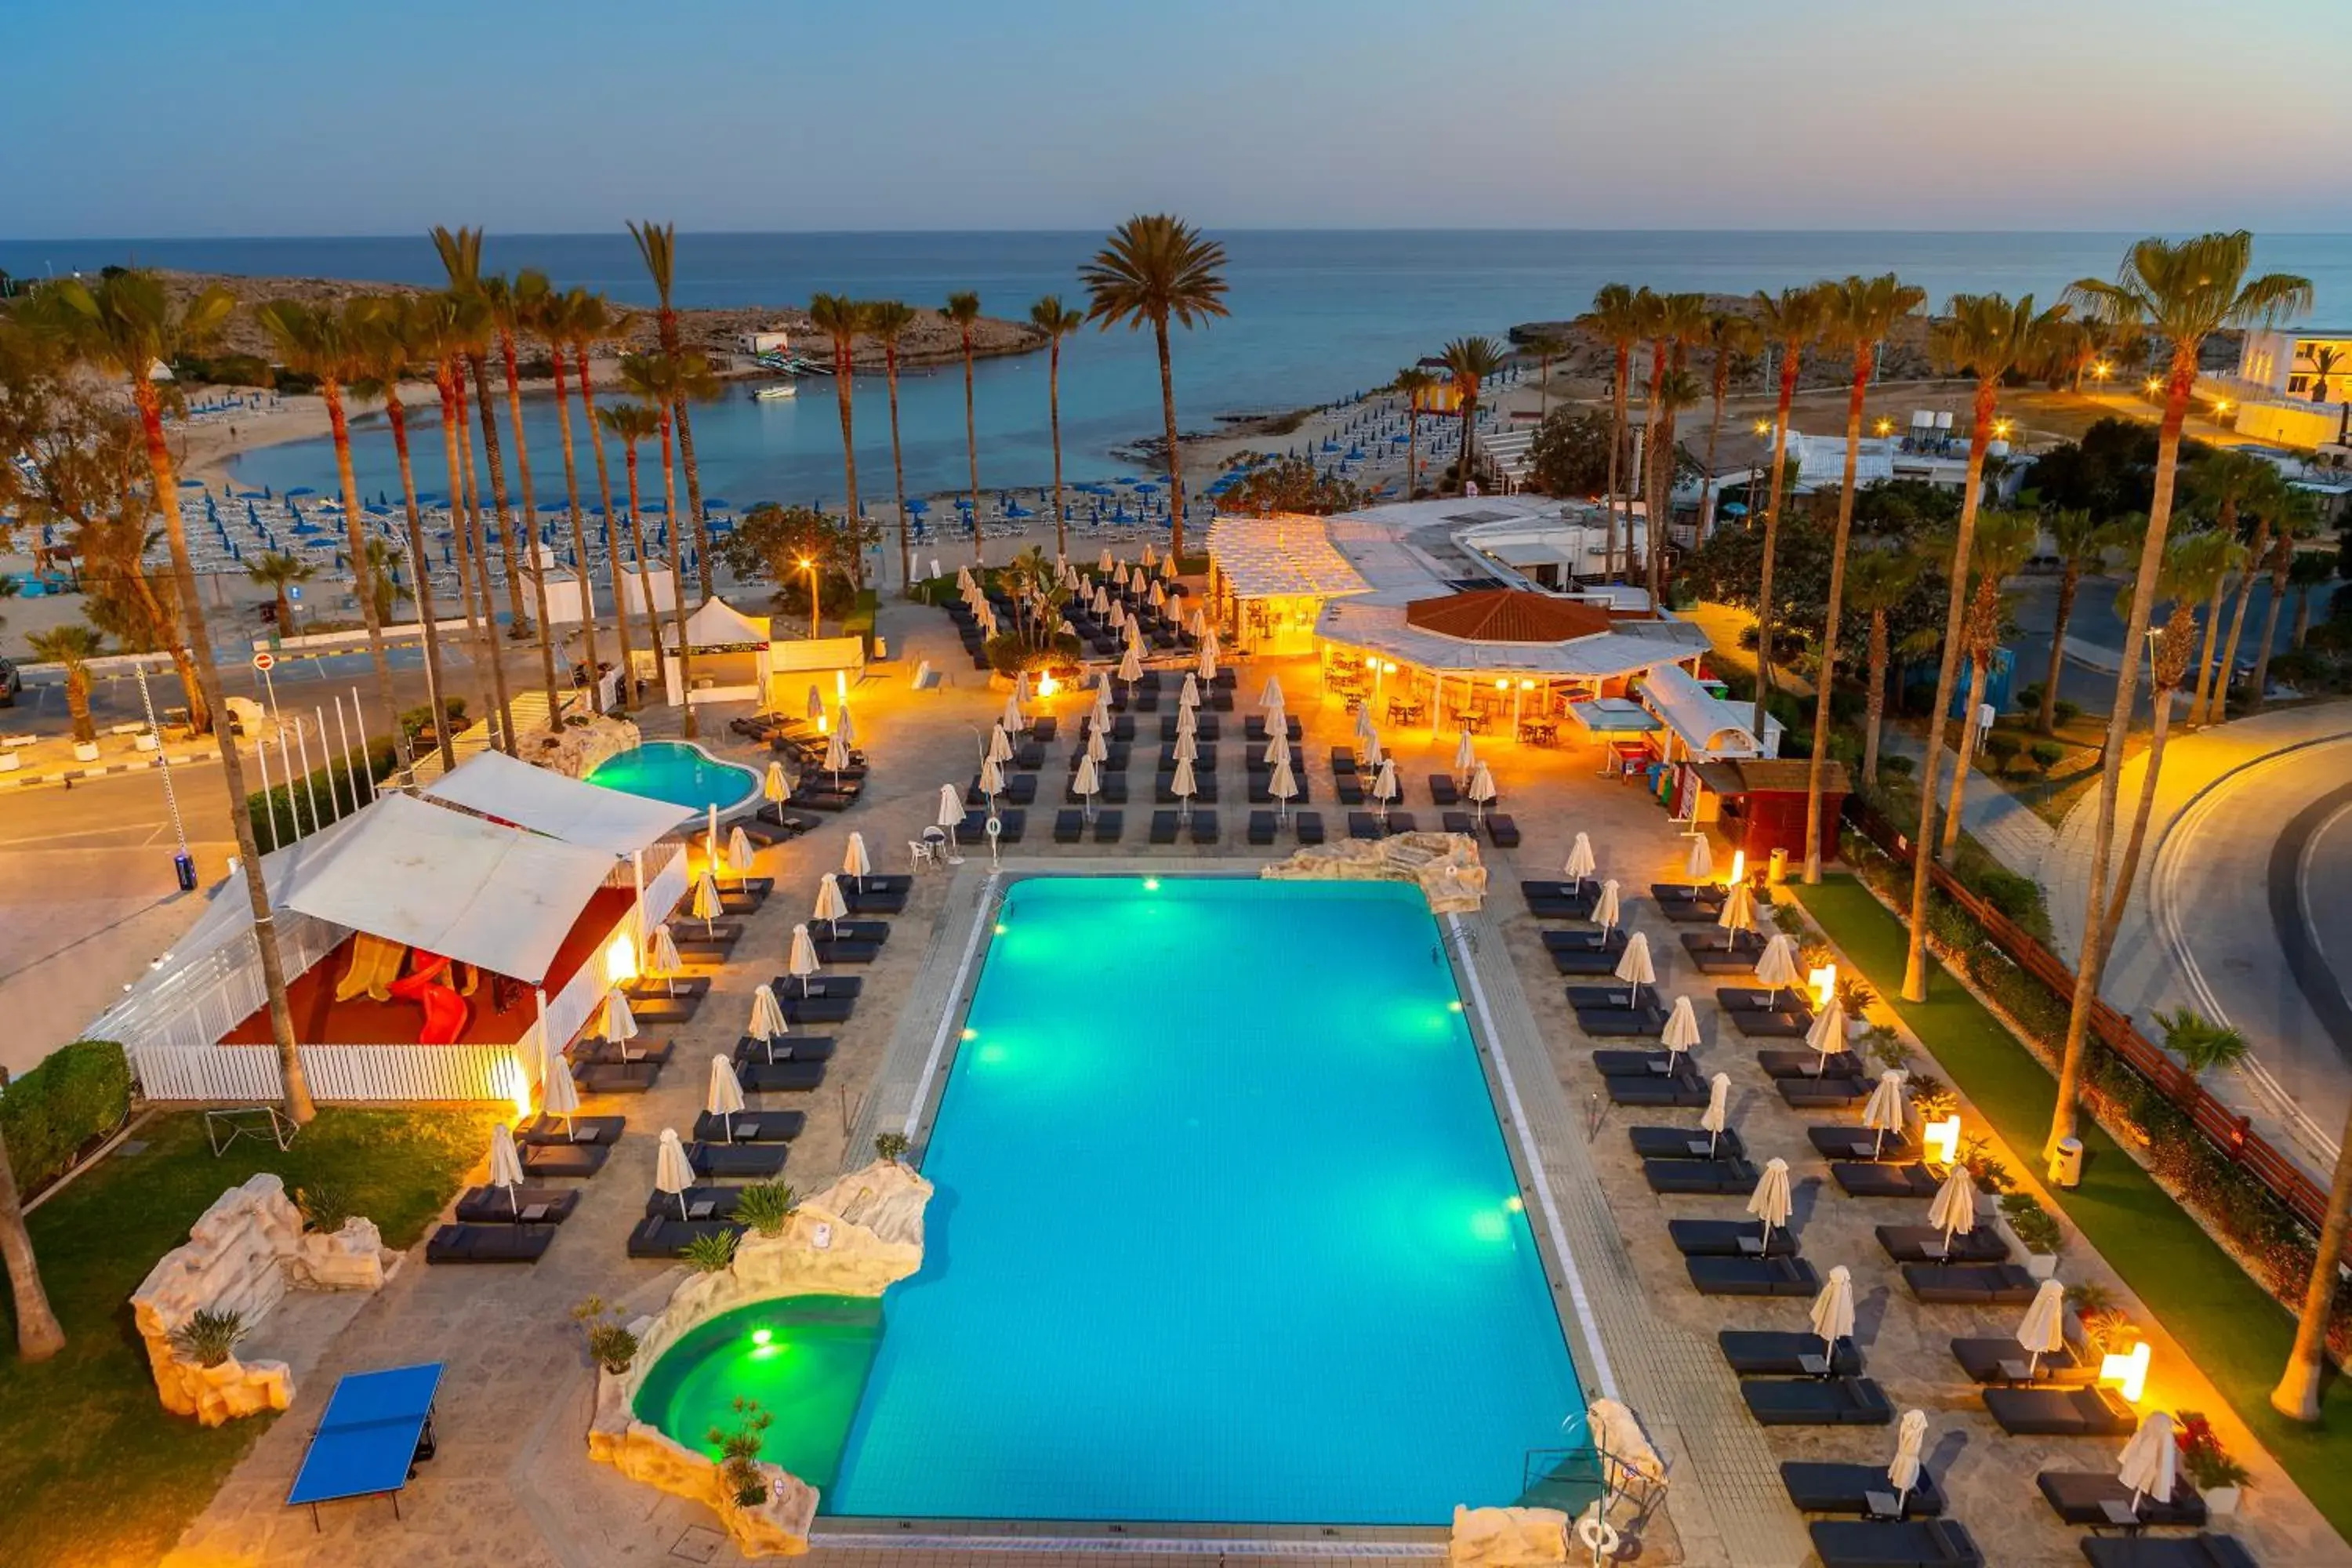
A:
1592,1048,1683,1076
1672,1220,1802,1260
1244,715,1302,742
1578,1001,1673,1036
1983,1385,2137,1436
1385,811,1419,833
519,1142,610,1179
1645,1156,1758,1194
1689,1257,1817,1298
581,1037,674,1069
958,808,1027,843
1760,1049,1864,1080
1421,774,1458,806
1682,931,1772,972
1952,1338,2097,1387
426,1224,553,1264
574,1061,661,1094
644,1185,742,1221
1189,810,1218,844
811,938,881,965
1247,811,1279,845
736,1059,827,1093
626,1215,746,1259
2079,1536,2257,1568
1722,1002,1815,1038
1722,1330,1863,1377
1835,1162,1943,1199
1552,946,1632,975
1543,926,1630,953
1779,1461,1944,1518
1348,811,1381,840
1522,880,1601,914
1878,1225,2009,1265
1336,777,1366,805
1566,982,1664,1011
2035,1471,2207,1528
1054,808,1087,844
1779,1075,1872,1108
1485,814,1521,848
1652,882,1730,921
518,1114,623,1147
623,993,698,1026
1441,811,1475,834
732,1036,833,1065
688,1142,788,1179
775,975,862,1000
691,1110,806,1145
1719,985,1809,1012
1295,811,1325,845
788,789,858,813
842,873,913,895
777,995,855,1024
1808,1518,1982,1567
1093,808,1124,842
1330,746,1357,775
626,975,711,1004
1150,810,1181,844
841,884,909,914
754,804,826,834
1742,1376,1893,1426
1809,1127,1920,1163
1905,1262,2040,1305
811,916,887,944
452,1185,580,1225
1629,1126,1746,1161
1606,1072,1713,1108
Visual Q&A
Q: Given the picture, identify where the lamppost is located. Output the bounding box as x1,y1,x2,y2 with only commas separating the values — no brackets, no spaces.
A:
800,557,821,639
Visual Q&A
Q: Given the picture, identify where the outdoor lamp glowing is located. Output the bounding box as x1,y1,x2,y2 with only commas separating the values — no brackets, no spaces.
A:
1494,677,1508,691
1924,1115,1962,1167
1381,662,1397,674
753,1327,774,1347
1038,673,1058,698
2100,1341,2151,1402
2144,378,2162,394
1809,964,1837,1007
604,932,640,985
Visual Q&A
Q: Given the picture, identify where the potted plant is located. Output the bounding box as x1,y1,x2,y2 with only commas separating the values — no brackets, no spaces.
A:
710,1396,776,1509
734,1182,798,1239
1996,1192,2063,1279
873,1131,909,1165
1837,975,1875,1040
571,1297,640,1375
168,1308,249,1369
2175,1410,2249,1516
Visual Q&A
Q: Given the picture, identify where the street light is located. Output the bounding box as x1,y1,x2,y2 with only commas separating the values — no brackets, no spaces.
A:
800,557,820,638
2092,361,2112,383
1991,419,2013,441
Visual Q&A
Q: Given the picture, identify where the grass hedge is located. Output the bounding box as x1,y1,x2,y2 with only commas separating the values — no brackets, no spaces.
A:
0,1040,132,1194
245,739,397,848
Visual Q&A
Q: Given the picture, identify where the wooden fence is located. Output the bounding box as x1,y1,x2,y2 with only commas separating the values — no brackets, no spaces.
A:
1843,797,2335,1240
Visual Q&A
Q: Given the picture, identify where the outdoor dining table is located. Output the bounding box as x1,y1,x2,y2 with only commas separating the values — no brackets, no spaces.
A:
285,1362,444,1530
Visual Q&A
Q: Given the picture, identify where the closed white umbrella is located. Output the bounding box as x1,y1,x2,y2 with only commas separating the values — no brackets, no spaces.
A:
655,1127,693,1219
649,921,684,997
1092,584,1110,615
1747,1155,1793,1245
1685,834,1715,883
1660,995,1700,1062
1700,1072,1731,1156
692,869,724,935
1371,757,1399,820
2016,1278,2068,1377
1354,703,1376,744
1804,994,1848,1076
1002,692,1025,735
764,760,789,804
1928,1163,1980,1258
1862,1069,1908,1156
1613,931,1655,1005
1198,638,1219,682
706,1054,747,1142
1178,672,1200,710
1141,541,1158,569
2117,1410,2176,1513
540,1051,582,1133
978,753,1004,806
808,680,829,720
822,730,851,789
1118,643,1144,683
1013,670,1032,706
1097,546,1115,574
1454,726,1478,782
1716,880,1756,949
1564,832,1597,891
1888,1410,1929,1510
1175,702,1199,738
1189,608,1207,638
726,826,754,887
1074,753,1102,818
747,983,789,1061
834,704,855,746
1259,675,1285,710
1160,550,1178,581
599,986,639,1052
956,564,976,593
1752,934,1802,1000
787,923,822,996
1109,599,1128,630
1148,579,1167,610
1091,684,1112,731
1593,877,1623,935
1809,1263,1856,1353
814,873,851,925
843,831,873,889
488,1123,526,1214
938,782,967,861
1171,755,1198,818
1584,1398,1665,1505
1468,760,1497,821
1086,724,1109,764
1269,752,1299,819
1261,731,1286,767
987,722,1014,764
1360,728,1385,771
1174,730,1199,763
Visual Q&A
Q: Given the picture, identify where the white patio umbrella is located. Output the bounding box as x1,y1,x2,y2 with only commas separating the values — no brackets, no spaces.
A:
1371,757,1399,820
1614,931,1656,1006
1261,731,1286,767
786,923,822,996
1593,877,1623,935
1093,584,1111,615
822,730,851,787
706,1054,747,1142
1752,934,1802,1002
1160,551,1178,581
540,1050,582,1134
1353,702,1376,744
1012,670,1032,706
808,681,828,720
1148,579,1167,610
1564,831,1597,891
1454,726,1478,783
956,564,976,593
835,704,856,746
725,826,754,887
987,721,1014,763
1198,637,1219,682
978,753,1005,807
1716,880,1757,949
1171,755,1198,819
2118,1411,2177,1513
1189,608,1208,638
937,782,967,860
1109,599,1128,630
1928,1163,1980,1258
1002,692,1025,735
1091,681,1113,727
1700,1072,1732,1156
1862,1070,1908,1156
648,922,684,997
747,983,789,1061
1660,995,1700,1064
1141,541,1158,569
1746,1156,1793,1247
1360,728,1385,771
1684,834,1715,883
1178,672,1200,710
2016,1278,2068,1378
763,760,789,804
691,869,724,935
1269,752,1299,819
1117,643,1144,683
1085,724,1109,764
843,831,873,890
599,986,640,1053
488,1123,526,1215
1809,1263,1855,1354
1468,760,1497,821
814,873,851,927
1098,546,1115,574
1259,674,1286,710
1584,1398,1665,1505
1804,993,1848,1076
1074,753,1102,818
655,1127,693,1220
1888,1410,1929,1510
1174,730,1199,763
1175,702,1199,739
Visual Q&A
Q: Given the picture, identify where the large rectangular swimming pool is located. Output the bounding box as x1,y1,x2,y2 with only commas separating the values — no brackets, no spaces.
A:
826,876,1584,1524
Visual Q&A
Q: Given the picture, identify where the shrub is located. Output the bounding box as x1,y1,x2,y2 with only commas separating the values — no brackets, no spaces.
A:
1864,1022,1910,1072
0,1039,132,1193
2015,681,2045,713
398,697,467,742
571,1297,640,1374
1771,903,1808,936
246,739,400,848
1878,753,1916,780
167,1308,248,1368
1836,975,1875,1016
1998,1192,2063,1254
873,1131,909,1164
1958,1136,2015,1193
710,1396,775,1508
2066,1283,2134,1353
2027,740,2064,776
1968,865,2047,933
682,1231,739,1273
1909,1074,1956,1123
982,630,1081,677
294,1183,351,1233
2053,697,2082,727
734,1181,798,1238
1980,733,2021,775
2174,1411,2250,1492
1924,897,1981,958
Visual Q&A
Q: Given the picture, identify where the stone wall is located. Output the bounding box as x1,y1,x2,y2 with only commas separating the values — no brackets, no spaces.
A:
1449,1505,1570,1567
127,1174,398,1426
524,713,641,780
1260,830,1490,913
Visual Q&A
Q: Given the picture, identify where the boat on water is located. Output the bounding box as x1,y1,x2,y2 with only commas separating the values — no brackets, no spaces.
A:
753,382,798,401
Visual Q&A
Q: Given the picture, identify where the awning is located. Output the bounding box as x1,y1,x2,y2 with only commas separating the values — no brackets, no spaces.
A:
423,750,687,855
279,793,620,982
668,595,771,650
1637,664,1769,758
1569,699,1661,737
1207,514,1370,599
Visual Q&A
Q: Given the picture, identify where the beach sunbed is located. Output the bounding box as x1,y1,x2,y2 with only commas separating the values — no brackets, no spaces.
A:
519,1142,611,1180
1093,809,1125,843
841,884,908,914
1644,1156,1757,1194
1150,811,1181,844
625,1215,746,1260
1294,811,1325,845
1778,1461,1944,1518
1682,931,1771,973
1834,1162,1943,1199
1951,1338,2096,1388
1189,810,1218,844
778,995,855,1025
2035,1471,2207,1529
645,1185,742,1221
1904,1262,2039,1305
736,1060,827,1093
1759,1049,1864,1080
1054,809,1086,844
1441,811,1475,834
1348,811,1381,840
518,1114,623,1147
1606,1073,1713,1108
1629,1127,1745,1161
1982,1385,2137,1436
1877,1225,2009,1265
1741,1376,1893,1426
1721,1330,1862,1377
691,1110,806,1145
574,1061,660,1095
452,1186,579,1225
1652,882,1730,921
1672,1220,1802,1260
1543,926,1629,953
688,1142,788,1179
1486,815,1521,848
1809,1127,1919,1163
1807,1519,1982,1568
1778,1075,1871,1108
425,1224,553,1265
1247,811,1278,845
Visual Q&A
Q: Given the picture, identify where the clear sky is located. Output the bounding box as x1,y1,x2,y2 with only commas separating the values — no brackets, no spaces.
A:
6,0,2346,238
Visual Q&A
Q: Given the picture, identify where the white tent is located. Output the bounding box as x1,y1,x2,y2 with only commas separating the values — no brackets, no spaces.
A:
662,595,776,706
424,750,691,849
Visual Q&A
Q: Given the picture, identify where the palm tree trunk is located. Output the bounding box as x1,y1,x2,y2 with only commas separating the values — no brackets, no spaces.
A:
1047,339,1066,562
1603,347,1629,581
883,350,911,594
64,668,93,744
1903,377,1997,1000
578,350,628,711
322,379,407,768
2209,517,2268,725
0,1121,64,1359
2249,552,2292,712
2050,347,2200,1158
961,332,982,566
453,377,517,757
1457,393,1478,495
383,391,454,771
622,443,661,707
436,377,496,742
274,586,294,636
1863,611,1888,787
133,384,314,1123
1941,647,1992,862
831,339,862,585
2039,565,2078,735
1405,408,1420,502
2272,1098,2352,1420
1753,354,1801,744
2190,574,2229,727
1804,358,1871,884
2294,584,2317,649
1155,315,1187,557
1699,367,1727,539
660,415,696,739
676,401,711,600
497,334,562,731
468,354,529,633
548,347,598,699
2097,687,2176,960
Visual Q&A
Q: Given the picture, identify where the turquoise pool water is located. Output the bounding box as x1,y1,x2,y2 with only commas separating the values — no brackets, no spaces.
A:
586,742,758,815
635,877,1581,1524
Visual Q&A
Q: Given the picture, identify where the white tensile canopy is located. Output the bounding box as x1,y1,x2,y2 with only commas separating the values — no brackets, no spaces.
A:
423,750,688,851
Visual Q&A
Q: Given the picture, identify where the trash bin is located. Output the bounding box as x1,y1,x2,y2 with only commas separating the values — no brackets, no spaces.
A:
173,851,198,893
1768,848,1788,887
2048,1136,2084,1189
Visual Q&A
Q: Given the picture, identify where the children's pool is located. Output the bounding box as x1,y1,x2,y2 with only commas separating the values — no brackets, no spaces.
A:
584,742,758,816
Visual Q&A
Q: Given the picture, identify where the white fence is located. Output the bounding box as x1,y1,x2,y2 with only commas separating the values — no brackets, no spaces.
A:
88,910,347,1054
129,1042,528,1105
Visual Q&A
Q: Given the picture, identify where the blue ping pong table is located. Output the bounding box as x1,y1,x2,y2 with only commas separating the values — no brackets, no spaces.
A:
285,1362,444,1528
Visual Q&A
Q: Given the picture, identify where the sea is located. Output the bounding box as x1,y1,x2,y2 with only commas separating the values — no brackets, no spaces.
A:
5,230,2350,506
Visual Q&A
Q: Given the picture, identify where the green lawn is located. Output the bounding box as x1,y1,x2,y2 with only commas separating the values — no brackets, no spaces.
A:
1798,877,2352,1542
0,1107,493,1568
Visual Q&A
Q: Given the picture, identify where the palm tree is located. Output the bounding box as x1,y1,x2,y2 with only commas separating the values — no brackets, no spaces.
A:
2248,499,2317,711
599,401,668,707
1697,312,1762,535
1081,214,1231,557
2298,342,2343,402
30,272,315,1121
484,270,562,728
2047,233,2312,1160
361,538,408,626
245,550,316,636
808,293,868,583
627,221,712,597
1937,510,2040,862
1804,274,1926,882
2275,1099,2352,1420
2186,451,2286,724
1029,296,1084,561
566,292,631,707
534,285,598,700
28,624,103,743
1523,328,1569,420
429,228,532,637
865,301,918,593
944,291,985,564
2288,550,2336,648
1842,546,1924,787
619,352,720,739
1577,284,1647,582
1900,292,2068,1001
351,294,457,768
1747,285,1831,739
1644,367,1702,604
0,1112,65,1359
2035,509,2127,734
1630,289,1668,555
254,298,407,764
1392,367,1439,499
1439,336,1508,495
418,290,516,757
